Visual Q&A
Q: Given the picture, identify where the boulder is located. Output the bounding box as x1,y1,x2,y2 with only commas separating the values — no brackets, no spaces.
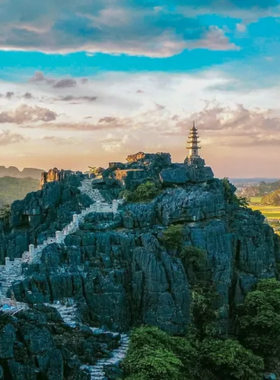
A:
160,165,190,185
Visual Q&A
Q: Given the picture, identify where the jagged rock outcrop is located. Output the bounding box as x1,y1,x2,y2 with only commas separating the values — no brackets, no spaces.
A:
40,168,80,189
0,304,123,379
103,152,172,190
1,151,280,377
0,172,90,263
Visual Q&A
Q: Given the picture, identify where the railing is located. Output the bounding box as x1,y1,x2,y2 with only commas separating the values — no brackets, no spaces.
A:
0,198,122,275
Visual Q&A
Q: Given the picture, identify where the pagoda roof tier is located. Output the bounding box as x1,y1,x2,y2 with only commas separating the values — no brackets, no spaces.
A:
188,135,199,139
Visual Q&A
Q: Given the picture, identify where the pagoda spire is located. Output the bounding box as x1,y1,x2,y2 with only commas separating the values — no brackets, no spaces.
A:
187,121,201,159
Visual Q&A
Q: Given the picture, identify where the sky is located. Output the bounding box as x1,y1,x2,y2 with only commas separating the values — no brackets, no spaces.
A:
0,0,280,178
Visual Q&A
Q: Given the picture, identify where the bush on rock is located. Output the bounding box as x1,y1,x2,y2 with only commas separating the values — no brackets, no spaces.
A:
120,181,161,203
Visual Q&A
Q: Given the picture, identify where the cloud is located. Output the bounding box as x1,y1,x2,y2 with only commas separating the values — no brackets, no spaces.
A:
58,95,97,102
0,130,25,145
53,78,77,88
0,105,57,124
99,133,129,152
236,23,247,32
0,1,245,57
23,92,33,99
194,27,240,51
42,136,82,145
164,102,280,147
29,71,55,85
22,121,121,131
154,102,165,111
179,0,280,20
6,92,14,99
29,71,77,88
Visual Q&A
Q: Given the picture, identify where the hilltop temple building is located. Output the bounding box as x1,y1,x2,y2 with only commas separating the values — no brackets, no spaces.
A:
187,121,201,162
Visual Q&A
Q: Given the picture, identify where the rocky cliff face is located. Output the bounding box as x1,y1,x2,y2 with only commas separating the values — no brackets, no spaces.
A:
0,304,124,380
0,152,279,378
0,170,90,263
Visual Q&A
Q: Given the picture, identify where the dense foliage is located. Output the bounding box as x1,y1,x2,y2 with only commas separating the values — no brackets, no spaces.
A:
123,326,263,380
120,181,161,203
160,224,184,250
201,338,263,380
238,278,280,366
122,327,184,380
180,245,207,269
122,281,270,380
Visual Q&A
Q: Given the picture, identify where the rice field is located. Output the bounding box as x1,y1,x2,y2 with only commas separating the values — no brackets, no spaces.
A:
249,205,280,219
249,196,263,204
248,198,280,233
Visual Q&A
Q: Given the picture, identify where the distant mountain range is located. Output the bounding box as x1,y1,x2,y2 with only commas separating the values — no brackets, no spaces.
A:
237,179,280,199
0,166,43,180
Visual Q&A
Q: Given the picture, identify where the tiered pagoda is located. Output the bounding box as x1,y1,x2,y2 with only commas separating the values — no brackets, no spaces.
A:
187,121,201,160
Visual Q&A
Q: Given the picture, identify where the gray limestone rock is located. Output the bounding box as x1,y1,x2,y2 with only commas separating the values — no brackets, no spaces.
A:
1,152,280,353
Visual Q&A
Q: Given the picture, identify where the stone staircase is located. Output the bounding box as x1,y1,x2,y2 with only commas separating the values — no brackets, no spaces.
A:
47,299,80,327
48,300,130,380
79,179,105,202
81,334,129,379
0,269,23,298
0,299,28,315
0,179,120,300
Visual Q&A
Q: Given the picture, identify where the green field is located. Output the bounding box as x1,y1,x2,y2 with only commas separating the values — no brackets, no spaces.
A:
250,196,263,204
249,202,280,234
250,205,280,219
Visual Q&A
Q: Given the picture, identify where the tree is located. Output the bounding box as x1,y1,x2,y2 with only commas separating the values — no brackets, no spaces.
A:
120,181,161,203
160,224,184,250
222,178,248,208
122,327,183,380
201,338,264,380
238,279,280,366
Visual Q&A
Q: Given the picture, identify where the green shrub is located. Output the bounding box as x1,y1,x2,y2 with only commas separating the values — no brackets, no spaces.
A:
122,327,183,380
201,338,264,380
180,246,207,269
122,326,264,380
120,181,161,203
0,204,11,222
238,278,280,363
222,178,248,208
191,285,219,338
160,224,184,250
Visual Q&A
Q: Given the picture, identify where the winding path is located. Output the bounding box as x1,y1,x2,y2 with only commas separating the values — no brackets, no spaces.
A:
1,179,129,379
0,179,119,298
50,300,129,380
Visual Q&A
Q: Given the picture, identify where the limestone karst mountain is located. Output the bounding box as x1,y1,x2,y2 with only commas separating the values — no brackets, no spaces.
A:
0,150,279,379
261,188,280,206
0,166,43,180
